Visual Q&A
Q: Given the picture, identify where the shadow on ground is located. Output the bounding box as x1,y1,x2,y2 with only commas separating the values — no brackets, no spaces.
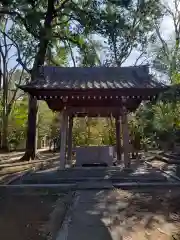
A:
3,155,180,240
74,188,180,240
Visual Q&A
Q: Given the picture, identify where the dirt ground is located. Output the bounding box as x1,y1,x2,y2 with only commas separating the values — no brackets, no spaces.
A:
1,151,180,240
105,188,180,240
1,189,180,240
0,191,73,240
0,151,71,240
0,151,59,184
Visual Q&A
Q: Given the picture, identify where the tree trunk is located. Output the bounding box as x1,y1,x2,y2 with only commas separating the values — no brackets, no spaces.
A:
86,118,91,146
1,113,8,151
1,53,8,151
115,116,121,163
67,116,73,165
0,54,1,147
60,110,68,169
121,107,130,168
0,52,1,90
107,117,114,145
21,96,38,160
1,101,8,151
21,0,56,161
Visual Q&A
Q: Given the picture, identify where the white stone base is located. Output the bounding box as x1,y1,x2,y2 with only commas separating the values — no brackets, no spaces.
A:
75,146,114,166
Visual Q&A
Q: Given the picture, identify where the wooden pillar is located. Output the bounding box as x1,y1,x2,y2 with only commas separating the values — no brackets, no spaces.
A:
60,110,68,169
115,115,121,164
121,106,130,168
67,115,73,166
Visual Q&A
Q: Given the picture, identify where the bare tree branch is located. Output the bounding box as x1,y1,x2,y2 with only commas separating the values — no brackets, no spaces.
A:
8,63,19,84
120,44,134,65
139,58,149,66
0,10,39,39
7,43,14,53
7,55,31,113
155,24,170,60
15,93,25,101
65,40,76,67
0,29,31,73
3,18,8,59
6,53,17,66
9,68,25,108
0,43,5,60
16,57,31,73
134,51,146,66
0,43,13,48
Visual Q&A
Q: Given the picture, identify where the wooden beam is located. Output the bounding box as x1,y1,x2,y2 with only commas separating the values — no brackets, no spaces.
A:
60,110,68,169
46,98,140,107
121,106,130,168
67,106,124,116
115,115,122,163
30,88,166,99
67,115,73,166
46,98,141,113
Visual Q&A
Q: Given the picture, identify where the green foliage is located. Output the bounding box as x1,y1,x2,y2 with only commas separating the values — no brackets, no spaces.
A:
2,0,163,69
100,0,163,65
5,96,180,152
78,38,102,66
8,96,28,147
129,100,180,150
38,101,54,139
158,73,180,104
72,117,116,147
1,0,177,154
152,44,172,76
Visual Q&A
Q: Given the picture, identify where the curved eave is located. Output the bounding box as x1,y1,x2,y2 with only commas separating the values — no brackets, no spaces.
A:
17,85,170,99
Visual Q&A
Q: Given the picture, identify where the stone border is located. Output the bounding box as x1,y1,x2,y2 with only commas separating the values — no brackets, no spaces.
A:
55,191,80,240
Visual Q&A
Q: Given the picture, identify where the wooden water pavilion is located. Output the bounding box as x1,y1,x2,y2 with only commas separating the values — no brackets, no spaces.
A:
19,65,167,169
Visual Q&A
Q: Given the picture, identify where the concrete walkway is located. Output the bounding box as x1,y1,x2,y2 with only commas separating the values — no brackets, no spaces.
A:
56,189,130,240
56,187,179,240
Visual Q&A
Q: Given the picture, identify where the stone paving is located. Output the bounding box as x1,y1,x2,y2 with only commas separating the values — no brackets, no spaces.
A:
20,161,168,185
56,190,123,240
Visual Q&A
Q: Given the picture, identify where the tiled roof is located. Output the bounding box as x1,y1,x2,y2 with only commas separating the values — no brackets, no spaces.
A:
19,65,166,90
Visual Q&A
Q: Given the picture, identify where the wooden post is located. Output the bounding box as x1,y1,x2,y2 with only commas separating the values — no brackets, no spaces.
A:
67,115,73,166
115,115,121,164
121,106,130,168
60,110,68,169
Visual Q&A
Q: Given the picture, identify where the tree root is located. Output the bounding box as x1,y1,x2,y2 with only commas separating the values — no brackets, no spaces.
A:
0,146,9,153
20,151,41,161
